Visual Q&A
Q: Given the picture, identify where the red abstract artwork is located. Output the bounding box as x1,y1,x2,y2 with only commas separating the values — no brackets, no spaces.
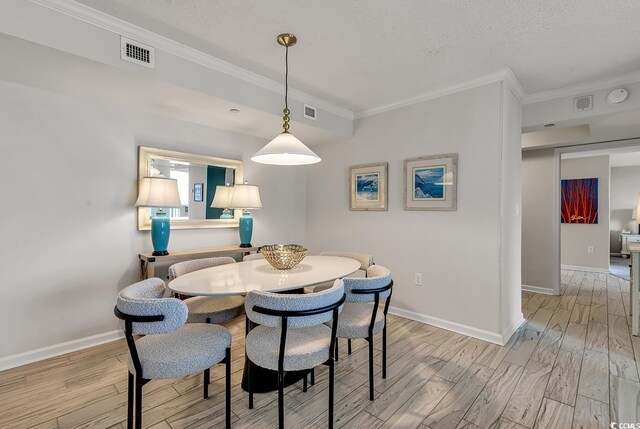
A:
561,178,598,224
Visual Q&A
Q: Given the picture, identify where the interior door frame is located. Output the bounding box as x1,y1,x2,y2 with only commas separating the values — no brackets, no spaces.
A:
553,138,640,295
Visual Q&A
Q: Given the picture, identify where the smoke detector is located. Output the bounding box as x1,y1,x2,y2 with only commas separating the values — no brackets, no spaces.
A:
607,88,629,105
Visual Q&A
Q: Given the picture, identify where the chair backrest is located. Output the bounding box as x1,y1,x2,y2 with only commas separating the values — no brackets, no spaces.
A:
319,251,374,271
168,256,236,281
245,279,345,328
242,253,265,261
343,265,392,303
116,277,188,335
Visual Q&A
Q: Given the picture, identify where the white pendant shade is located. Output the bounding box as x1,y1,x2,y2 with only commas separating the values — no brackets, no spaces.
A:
135,177,182,208
210,185,234,208
228,184,262,209
252,132,321,166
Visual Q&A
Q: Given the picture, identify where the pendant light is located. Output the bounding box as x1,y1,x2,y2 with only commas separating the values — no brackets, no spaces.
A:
252,33,321,165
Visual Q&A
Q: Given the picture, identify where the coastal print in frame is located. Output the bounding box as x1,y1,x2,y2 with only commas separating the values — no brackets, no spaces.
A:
349,162,388,211
404,154,457,211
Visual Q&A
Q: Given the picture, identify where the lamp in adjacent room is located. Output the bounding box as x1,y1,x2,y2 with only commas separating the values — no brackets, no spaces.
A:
635,192,640,234
251,33,321,166
228,183,262,248
210,184,235,219
135,176,182,256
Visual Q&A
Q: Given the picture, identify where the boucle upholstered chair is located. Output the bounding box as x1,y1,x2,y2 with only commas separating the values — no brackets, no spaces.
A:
329,265,392,400
114,278,231,429
244,280,346,429
242,253,265,261
313,251,375,353
312,252,374,292
168,256,244,324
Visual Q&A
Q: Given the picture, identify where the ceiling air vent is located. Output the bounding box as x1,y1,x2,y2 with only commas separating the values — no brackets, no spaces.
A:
574,94,593,112
303,104,318,121
120,36,155,68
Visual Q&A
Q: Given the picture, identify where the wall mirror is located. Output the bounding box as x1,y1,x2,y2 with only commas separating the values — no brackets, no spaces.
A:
137,146,243,230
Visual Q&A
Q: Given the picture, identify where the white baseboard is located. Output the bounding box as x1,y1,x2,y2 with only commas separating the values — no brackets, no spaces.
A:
501,315,526,345
561,264,609,274
388,306,519,345
522,284,556,295
0,330,124,372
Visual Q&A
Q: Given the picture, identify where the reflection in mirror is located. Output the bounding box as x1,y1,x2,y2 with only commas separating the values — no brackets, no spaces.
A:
150,158,236,220
138,146,243,230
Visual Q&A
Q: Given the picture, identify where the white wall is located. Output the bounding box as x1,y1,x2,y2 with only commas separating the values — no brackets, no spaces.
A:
188,164,207,220
610,166,640,252
560,155,610,271
0,79,307,361
500,85,524,334
522,148,557,293
306,82,523,344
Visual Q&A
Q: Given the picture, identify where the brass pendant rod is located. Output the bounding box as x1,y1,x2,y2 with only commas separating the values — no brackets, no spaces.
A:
283,45,290,133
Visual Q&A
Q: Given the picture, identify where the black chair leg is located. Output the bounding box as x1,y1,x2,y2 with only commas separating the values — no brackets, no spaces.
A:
382,325,387,379
248,358,254,409
127,372,134,429
328,358,335,429
335,338,339,361
278,370,285,429
303,373,308,392
368,335,374,400
135,375,143,429
310,368,315,385
225,348,231,429
348,339,352,355
203,368,210,399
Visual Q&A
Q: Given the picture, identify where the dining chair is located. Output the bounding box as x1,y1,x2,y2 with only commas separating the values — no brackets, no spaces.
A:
244,280,346,429
114,277,231,429
168,256,245,324
242,253,265,261
329,265,393,400
312,251,374,292
313,251,375,354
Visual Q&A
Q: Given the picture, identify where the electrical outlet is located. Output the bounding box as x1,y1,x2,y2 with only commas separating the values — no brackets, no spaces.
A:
415,273,423,286
587,246,594,254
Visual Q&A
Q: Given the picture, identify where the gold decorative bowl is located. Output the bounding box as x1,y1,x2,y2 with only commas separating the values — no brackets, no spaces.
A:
261,244,307,270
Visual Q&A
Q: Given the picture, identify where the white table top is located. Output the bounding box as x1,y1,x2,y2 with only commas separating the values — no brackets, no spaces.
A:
168,256,361,296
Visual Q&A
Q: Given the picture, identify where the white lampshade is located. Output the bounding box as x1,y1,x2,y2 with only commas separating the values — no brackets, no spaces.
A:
635,193,640,220
135,177,182,208
251,132,321,165
228,184,262,209
210,185,234,208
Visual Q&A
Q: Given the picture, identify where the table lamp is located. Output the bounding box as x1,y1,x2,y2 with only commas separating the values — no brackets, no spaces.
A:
210,184,234,219
635,193,640,233
135,176,182,256
228,183,262,248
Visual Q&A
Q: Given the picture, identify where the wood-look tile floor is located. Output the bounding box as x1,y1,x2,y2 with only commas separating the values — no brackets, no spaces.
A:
2,270,639,428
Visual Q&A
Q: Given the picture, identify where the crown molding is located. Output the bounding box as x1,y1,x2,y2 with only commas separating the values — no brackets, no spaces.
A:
355,69,522,119
522,70,640,105
28,0,355,120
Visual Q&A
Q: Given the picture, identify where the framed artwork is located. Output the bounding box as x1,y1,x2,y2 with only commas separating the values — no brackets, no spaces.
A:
349,162,388,211
404,153,458,211
561,177,598,224
193,183,204,202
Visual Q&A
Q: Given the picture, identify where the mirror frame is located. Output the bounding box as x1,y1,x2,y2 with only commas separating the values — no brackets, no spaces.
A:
137,146,243,230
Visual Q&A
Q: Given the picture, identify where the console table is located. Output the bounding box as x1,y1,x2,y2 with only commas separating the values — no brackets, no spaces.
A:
620,232,640,258
628,243,640,336
139,245,260,279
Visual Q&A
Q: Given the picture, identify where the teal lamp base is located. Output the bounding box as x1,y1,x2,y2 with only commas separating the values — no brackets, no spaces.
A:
239,210,253,248
220,208,234,219
151,211,171,256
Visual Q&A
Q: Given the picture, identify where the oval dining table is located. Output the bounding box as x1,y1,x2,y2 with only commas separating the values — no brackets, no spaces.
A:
168,255,361,393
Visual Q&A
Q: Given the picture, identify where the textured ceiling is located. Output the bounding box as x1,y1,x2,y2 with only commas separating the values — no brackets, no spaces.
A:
75,0,640,112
